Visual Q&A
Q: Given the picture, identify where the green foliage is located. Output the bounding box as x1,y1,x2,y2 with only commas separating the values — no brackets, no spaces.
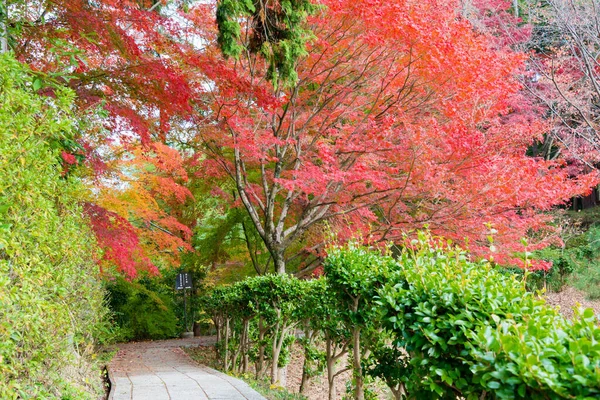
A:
375,232,600,399
105,252,207,340
530,220,600,298
0,53,108,399
106,276,180,341
202,233,600,399
325,244,397,327
525,246,574,292
200,274,316,384
216,0,319,87
569,225,600,299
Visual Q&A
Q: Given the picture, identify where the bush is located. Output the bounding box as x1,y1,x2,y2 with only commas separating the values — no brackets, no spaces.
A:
375,232,600,399
0,54,108,399
200,274,313,385
530,218,600,298
201,234,600,399
106,276,180,341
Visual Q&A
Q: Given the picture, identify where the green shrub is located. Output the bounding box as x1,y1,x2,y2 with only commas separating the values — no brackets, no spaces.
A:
0,54,108,399
375,232,600,399
106,276,179,341
201,274,312,384
201,234,600,400
324,244,399,399
530,221,600,298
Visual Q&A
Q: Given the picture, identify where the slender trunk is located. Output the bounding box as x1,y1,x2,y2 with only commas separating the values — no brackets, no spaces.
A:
214,317,222,360
232,332,241,373
271,336,281,384
256,317,266,380
242,319,249,374
299,326,311,394
352,327,364,400
299,365,309,394
272,317,291,386
271,326,289,386
271,312,282,384
326,337,337,400
224,318,230,371
513,0,518,17
299,327,312,394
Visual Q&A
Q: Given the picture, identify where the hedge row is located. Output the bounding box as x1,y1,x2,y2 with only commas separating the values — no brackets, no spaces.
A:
201,232,600,399
0,54,109,399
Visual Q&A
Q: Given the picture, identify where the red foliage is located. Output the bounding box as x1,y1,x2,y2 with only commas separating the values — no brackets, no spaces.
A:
14,0,203,146
60,151,77,165
83,202,157,278
13,0,598,272
192,0,597,270
89,141,194,275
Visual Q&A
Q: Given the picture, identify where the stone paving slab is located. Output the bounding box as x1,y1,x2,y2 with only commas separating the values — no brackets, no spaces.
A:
108,337,265,400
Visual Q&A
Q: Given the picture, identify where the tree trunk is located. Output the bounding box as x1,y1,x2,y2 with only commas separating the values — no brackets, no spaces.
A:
299,350,310,394
224,318,230,371
299,366,309,394
242,319,250,374
273,249,286,274
214,317,222,360
326,338,337,400
299,326,313,394
352,327,364,400
256,317,266,380
271,337,281,385
271,311,282,384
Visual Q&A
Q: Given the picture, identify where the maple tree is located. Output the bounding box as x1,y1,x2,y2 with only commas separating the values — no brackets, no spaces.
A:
465,0,600,166
2,0,204,276
188,0,596,274
87,142,193,278
524,0,600,166
4,0,596,276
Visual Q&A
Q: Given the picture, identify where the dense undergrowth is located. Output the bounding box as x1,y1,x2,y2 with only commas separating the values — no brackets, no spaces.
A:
0,54,110,399
530,208,600,297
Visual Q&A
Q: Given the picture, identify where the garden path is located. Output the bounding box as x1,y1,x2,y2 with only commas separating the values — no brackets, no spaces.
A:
108,337,265,400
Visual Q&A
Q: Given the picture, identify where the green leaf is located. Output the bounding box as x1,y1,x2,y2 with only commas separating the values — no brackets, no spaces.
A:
32,78,42,91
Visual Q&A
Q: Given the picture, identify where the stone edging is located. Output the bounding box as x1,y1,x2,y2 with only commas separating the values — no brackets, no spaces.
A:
105,365,116,400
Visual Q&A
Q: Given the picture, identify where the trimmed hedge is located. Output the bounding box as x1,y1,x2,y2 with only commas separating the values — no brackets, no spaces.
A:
373,233,600,399
201,233,600,399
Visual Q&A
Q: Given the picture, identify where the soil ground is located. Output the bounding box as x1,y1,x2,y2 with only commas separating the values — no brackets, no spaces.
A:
545,286,600,319
185,343,364,400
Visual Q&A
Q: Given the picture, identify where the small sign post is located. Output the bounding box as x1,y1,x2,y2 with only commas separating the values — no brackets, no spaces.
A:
176,273,193,333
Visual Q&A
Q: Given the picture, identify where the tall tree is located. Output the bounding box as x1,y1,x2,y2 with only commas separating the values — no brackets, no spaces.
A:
88,142,193,278
191,0,596,274
3,0,203,276
525,0,600,165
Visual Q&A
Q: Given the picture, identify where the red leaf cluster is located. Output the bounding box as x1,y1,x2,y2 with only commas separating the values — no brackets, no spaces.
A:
83,202,157,278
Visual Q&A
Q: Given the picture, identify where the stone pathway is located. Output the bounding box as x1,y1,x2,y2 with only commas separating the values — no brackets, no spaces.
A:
108,337,265,400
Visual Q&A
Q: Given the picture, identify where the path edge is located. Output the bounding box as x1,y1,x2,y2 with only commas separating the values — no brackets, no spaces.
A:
105,364,116,400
